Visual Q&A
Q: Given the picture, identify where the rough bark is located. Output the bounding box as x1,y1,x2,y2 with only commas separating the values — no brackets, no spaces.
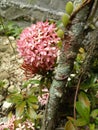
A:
82,28,98,73
41,0,95,130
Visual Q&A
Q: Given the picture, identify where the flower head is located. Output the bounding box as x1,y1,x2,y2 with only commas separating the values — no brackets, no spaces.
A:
38,88,49,106
17,21,60,77
0,115,15,130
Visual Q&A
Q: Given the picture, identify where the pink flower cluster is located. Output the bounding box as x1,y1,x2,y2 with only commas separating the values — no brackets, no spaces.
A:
0,115,15,130
17,120,35,130
17,21,60,76
0,116,35,130
38,88,49,106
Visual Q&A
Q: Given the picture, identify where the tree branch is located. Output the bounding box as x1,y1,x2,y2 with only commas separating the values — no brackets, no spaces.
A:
41,0,95,130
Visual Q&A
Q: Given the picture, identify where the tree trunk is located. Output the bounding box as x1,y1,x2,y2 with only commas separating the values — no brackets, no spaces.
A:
82,28,98,73
41,0,97,130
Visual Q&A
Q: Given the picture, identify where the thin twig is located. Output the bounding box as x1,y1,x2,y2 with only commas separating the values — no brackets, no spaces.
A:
87,0,98,21
0,17,16,59
73,73,83,119
70,0,91,20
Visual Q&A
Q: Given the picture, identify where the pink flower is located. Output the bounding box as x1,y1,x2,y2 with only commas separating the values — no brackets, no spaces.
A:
0,115,15,130
0,116,35,130
38,88,49,106
17,21,60,77
17,120,35,130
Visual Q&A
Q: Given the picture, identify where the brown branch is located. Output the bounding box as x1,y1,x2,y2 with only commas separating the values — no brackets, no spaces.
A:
70,0,92,20
73,74,83,119
87,0,98,21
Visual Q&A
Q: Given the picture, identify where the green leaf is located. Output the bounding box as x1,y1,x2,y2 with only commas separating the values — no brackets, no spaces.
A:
90,74,98,84
16,101,26,117
56,21,64,28
67,116,75,123
14,118,22,128
76,101,90,123
61,13,70,27
57,40,63,48
0,80,6,88
65,1,74,15
32,104,39,110
67,116,88,127
22,79,40,88
27,86,39,95
80,74,98,90
37,113,43,119
57,29,64,39
89,124,95,130
27,95,38,104
65,120,76,130
95,117,98,125
28,107,37,119
7,93,23,104
78,92,90,112
8,112,13,119
26,95,38,110
75,118,88,126
91,109,98,118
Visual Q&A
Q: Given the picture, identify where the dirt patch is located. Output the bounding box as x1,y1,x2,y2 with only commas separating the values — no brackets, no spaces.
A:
0,36,25,84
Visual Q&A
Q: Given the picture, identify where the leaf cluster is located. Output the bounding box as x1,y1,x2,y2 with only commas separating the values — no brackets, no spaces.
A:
0,19,22,38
